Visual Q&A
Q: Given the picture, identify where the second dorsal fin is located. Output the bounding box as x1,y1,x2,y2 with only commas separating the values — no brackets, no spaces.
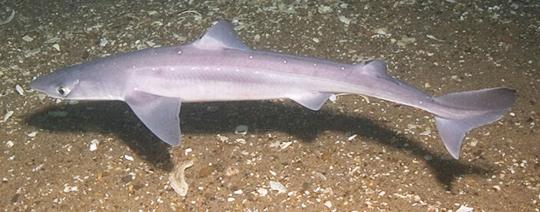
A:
192,21,249,50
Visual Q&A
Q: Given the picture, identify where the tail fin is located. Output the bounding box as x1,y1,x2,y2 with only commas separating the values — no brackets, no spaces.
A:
433,88,516,159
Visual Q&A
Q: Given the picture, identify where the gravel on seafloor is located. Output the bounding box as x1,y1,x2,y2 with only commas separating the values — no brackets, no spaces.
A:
0,0,539,211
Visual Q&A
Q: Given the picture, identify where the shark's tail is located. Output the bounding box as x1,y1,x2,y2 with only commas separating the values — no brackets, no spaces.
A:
432,88,516,159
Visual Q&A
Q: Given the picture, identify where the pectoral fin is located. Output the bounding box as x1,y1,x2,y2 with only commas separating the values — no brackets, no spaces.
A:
125,91,182,145
289,92,333,111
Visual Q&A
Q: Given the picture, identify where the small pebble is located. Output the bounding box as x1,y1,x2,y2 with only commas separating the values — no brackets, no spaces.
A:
338,15,351,25
225,166,240,176
456,205,474,212
1,111,14,122
279,141,293,150
25,48,41,57
257,188,268,196
397,36,416,48
374,28,389,36
426,34,444,42
234,125,248,135
52,44,60,51
89,143,97,151
269,181,287,193
318,5,333,14
269,141,280,148
145,41,156,47
419,129,431,136
22,35,33,42
63,185,78,193
184,148,192,155
216,134,229,142
470,139,478,147
45,36,60,44
324,200,333,208
15,85,24,96
124,155,134,161
6,140,14,148
32,164,44,172
235,138,246,144
89,139,99,151
99,37,108,47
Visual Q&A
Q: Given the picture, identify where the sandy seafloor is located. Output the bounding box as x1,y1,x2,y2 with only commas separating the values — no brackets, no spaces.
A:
0,0,539,211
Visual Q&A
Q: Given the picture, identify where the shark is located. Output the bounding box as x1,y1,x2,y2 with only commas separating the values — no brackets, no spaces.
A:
29,21,516,159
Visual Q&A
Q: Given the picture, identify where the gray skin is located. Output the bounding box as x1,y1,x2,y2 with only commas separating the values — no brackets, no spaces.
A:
30,21,516,159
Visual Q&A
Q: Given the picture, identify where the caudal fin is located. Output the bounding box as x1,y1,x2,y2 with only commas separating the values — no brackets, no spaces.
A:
433,88,516,159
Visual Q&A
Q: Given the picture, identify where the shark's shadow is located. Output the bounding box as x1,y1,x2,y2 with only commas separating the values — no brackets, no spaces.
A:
25,100,492,190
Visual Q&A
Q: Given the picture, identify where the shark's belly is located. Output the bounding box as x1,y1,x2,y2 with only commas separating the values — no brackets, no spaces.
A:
175,82,298,102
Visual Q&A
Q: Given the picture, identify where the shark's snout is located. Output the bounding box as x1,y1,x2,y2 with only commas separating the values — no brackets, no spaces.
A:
28,71,74,98
29,76,47,92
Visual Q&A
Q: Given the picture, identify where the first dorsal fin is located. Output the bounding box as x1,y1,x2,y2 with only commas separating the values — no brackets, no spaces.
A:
357,59,390,79
192,21,249,50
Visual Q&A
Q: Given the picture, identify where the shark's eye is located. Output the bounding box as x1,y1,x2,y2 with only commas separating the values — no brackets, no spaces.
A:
56,86,70,96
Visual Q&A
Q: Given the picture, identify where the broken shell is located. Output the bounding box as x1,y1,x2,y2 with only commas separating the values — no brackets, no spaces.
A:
169,160,194,197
